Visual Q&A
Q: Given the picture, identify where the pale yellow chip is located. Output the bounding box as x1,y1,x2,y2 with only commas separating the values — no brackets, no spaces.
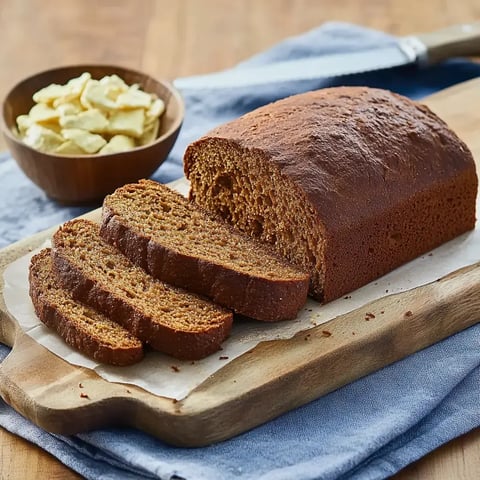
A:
33,73,88,107
23,124,65,152
99,74,129,101
16,114,33,133
66,72,91,93
61,128,107,154
54,140,86,155
59,108,108,133
99,134,136,154
139,118,160,146
28,103,60,124
55,100,83,116
108,108,145,138
99,74,129,90
80,80,117,110
116,88,152,109
32,84,71,105
147,97,165,120
51,73,91,107
40,121,62,134
104,85,124,101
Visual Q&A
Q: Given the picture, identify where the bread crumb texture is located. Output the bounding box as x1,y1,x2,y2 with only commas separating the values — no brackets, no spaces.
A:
29,248,144,365
101,180,309,321
51,219,233,360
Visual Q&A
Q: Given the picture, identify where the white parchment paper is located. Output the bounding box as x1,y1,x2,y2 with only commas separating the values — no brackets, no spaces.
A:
3,194,479,400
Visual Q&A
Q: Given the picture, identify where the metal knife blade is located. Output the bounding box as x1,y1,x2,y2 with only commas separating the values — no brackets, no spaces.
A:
174,23,480,90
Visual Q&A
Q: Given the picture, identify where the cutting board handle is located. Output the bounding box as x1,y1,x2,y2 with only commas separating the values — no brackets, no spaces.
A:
414,22,480,65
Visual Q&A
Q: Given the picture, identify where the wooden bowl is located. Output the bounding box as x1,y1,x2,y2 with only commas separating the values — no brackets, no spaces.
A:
1,65,184,204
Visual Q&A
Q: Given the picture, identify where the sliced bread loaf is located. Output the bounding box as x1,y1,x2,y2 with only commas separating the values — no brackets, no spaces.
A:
100,179,309,321
184,87,478,302
29,248,144,366
51,219,233,360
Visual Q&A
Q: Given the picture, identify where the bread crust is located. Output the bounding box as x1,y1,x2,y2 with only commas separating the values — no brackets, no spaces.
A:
185,87,478,301
100,181,309,321
51,220,233,360
29,249,144,366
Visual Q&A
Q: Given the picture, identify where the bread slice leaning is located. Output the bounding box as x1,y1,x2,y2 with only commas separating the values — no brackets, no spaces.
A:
29,248,144,366
100,180,309,322
51,219,233,360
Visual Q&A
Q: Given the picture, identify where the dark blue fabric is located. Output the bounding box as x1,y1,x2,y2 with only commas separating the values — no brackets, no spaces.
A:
1,22,479,480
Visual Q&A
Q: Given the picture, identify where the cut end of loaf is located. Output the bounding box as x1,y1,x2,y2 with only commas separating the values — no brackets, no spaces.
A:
185,140,326,301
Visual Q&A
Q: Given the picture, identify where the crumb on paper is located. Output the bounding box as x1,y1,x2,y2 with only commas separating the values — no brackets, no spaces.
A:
126,389,131,394
321,330,332,337
428,253,433,256
344,295,352,299
172,398,178,404
365,312,376,320
171,365,180,373
385,289,389,293
78,383,84,388
304,333,311,341
6,218,478,404
380,310,385,314
80,392,89,399
405,310,413,317
219,356,229,360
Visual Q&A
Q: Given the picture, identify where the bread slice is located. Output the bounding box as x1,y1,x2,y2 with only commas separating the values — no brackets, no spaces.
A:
29,248,144,366
100,179,309,321
51,219,233,360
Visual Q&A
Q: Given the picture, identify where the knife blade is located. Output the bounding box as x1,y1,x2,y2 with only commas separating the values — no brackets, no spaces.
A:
175,23,480,90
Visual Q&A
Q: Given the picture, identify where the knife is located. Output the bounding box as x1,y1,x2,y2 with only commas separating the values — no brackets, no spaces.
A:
174,23,480,90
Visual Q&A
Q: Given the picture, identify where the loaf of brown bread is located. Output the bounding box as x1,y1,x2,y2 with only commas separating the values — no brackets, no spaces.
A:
51,219,233,360
184,86,478,302
101,180,309,321
29,249,144,366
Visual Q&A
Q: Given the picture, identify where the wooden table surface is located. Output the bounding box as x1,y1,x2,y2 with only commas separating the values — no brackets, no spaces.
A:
0,1,479,478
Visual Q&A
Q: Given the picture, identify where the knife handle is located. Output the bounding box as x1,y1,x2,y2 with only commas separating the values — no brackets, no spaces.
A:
415,23,480,65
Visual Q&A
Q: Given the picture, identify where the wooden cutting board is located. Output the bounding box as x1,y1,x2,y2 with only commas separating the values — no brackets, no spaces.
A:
1,79,479,447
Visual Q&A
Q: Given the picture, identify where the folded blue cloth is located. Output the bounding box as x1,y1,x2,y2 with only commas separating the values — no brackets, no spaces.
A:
1,22,479,480
1,327,479,480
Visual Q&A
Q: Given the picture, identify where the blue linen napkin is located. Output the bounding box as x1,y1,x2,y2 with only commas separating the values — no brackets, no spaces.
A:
1,22,479,480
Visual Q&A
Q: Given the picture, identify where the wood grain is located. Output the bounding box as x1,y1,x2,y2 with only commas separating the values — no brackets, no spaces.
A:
1,0,480,479
1,246,479,445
